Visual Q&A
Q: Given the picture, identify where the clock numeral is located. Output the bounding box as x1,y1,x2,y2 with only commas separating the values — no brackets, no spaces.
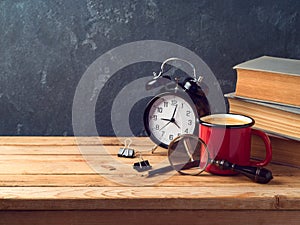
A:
171,100,177,106
161,131,165,136
155,124,159,130
151,115,157,121
188,120,192,125
186,110,191,117
177,133,181,137
169,134,174,140
157,107,163,113
163,102,169,107
181,103,184,108
184,128,189,133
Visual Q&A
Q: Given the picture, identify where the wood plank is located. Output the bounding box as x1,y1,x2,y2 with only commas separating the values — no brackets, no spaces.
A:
0,136,153,146
1,136,300,216
0,145,82,155
0,172,298,187
0,144,165,155
0,174,117,187
1,210,300,225
0,187,278,210
0,163,298,187
0,186,288,210
0,146,167,175
1,156,297,188
0,139,299,186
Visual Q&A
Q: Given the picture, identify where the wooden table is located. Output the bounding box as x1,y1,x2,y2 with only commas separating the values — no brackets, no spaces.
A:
0,137,300,225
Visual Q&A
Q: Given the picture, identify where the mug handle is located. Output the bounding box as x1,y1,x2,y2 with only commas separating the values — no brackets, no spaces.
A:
250,129,272,167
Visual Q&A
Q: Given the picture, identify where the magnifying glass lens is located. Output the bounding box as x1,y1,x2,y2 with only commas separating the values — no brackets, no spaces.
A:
168,134,209,175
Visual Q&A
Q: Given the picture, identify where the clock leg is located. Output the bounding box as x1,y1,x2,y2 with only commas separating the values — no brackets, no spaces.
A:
151,144,159,154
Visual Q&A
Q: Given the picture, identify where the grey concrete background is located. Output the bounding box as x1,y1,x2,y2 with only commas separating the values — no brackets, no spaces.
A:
0,0,299,136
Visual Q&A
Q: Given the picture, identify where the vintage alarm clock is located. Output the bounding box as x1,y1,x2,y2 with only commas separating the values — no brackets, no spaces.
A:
144,58,210,149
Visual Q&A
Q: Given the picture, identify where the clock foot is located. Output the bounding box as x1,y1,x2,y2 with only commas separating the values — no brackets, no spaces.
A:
151,144,159,154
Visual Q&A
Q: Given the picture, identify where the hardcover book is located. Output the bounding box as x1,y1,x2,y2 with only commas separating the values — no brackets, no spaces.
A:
233,56,300,107
225,93,300,141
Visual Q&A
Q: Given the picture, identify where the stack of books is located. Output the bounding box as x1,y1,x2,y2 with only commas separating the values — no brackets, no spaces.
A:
226,56,300,167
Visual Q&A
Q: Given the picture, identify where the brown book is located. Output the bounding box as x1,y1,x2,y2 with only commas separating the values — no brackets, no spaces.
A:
234,56,300,107
225,93,300,141
252,135,300,167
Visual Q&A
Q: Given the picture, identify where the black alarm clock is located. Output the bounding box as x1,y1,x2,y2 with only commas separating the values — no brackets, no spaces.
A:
144,58,210,149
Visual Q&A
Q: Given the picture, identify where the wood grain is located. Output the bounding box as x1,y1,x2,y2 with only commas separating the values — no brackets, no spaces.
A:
0,136,300,224
0,186,289,210
1,210,300,225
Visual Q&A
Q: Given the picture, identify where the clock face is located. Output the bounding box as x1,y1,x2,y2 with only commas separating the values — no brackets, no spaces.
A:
144,93,197,148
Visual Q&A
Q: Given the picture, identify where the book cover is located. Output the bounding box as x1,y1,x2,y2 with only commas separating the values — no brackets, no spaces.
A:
234,56,300,77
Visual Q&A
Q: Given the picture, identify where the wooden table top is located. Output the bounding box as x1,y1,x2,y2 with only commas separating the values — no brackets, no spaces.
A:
0,136,300,213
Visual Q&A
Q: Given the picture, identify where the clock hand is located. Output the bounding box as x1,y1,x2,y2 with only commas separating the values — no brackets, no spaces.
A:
159,104,180,131
173,120,181,129
161,105,178,122
159,121,171,131
171,104,178,119
161,118,181,129
169,104,181,128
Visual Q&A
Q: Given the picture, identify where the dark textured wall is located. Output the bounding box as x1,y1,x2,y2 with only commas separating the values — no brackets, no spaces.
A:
0,0,299,136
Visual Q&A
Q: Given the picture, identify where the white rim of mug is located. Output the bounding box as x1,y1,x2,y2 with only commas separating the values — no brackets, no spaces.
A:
199,113,255,128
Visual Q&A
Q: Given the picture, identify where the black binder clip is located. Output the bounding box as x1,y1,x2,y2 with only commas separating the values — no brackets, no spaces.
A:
133,153,152,172
118,138,135,158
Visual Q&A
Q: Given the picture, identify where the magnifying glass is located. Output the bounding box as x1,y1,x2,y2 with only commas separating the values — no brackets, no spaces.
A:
148,134,273,184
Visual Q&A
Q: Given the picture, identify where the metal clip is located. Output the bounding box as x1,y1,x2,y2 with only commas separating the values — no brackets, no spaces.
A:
133,152,152,172
118,138,135,158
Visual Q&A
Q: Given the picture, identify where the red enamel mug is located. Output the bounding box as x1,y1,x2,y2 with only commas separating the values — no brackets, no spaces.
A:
199,113,272,175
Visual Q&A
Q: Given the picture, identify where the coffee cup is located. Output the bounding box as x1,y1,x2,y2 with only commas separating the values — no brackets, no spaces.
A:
199,113,272,175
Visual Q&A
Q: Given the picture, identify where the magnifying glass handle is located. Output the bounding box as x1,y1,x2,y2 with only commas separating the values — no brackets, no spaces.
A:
215,160,273,184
